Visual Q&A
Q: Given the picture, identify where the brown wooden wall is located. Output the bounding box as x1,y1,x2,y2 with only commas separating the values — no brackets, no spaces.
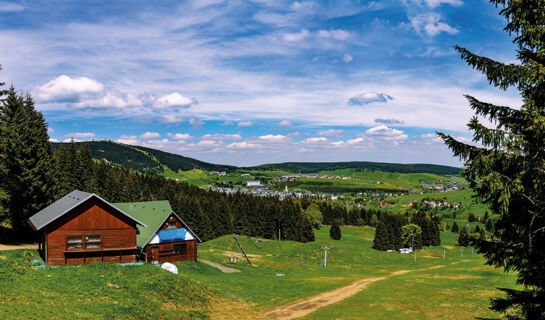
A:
45,197,138,266
146,240,197,263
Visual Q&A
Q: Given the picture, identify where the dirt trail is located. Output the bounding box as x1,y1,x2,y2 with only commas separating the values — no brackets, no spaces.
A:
265,261,467,320
0,243,37,251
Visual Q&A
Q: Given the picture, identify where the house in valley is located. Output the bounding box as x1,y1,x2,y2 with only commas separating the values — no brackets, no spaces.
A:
112,200,201,264
29,190,147,266
29,190,200,266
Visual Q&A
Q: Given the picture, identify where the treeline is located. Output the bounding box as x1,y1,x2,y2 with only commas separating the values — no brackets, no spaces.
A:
317,202,441,251
319,203,383,226
0,84,315,243
373,211,441,250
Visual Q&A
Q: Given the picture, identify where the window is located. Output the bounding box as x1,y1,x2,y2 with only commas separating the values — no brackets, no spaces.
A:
66,235,101,250
166,221,176,229
67,236,83,249
174,243,187,255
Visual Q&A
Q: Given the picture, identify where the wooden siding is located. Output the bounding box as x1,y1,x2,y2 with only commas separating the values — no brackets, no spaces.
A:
45,197,138,266
144,213,197,263
145,240,197,263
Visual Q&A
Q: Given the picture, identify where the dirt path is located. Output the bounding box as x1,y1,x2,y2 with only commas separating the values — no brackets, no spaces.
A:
0,243,37,251
265,261,467,320
199,259,240,273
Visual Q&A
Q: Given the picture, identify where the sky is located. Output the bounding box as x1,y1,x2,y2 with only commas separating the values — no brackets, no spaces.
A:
0,0,522,167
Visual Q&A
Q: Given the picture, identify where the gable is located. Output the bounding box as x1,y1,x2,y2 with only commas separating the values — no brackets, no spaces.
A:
29,190,146,231
47,197,139,233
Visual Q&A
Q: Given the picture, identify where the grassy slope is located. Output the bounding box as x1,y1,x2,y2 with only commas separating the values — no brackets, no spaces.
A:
0,251,212,319
178,226,517,319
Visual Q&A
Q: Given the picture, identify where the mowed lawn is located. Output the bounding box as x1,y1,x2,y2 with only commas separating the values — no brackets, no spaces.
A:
179,226,518,319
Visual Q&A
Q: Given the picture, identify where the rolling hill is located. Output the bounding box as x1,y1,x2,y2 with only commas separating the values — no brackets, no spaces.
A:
52,140,462,176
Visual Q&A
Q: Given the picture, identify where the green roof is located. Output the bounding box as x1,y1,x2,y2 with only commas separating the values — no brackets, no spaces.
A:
112,200,172,247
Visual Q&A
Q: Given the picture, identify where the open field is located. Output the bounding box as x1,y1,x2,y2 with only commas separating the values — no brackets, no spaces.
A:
0,226,515,319
178,226,517,319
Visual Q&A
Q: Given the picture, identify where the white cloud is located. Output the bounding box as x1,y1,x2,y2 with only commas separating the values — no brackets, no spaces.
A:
316,129,345,137
375,118,404,124
226,141,261,149
343,54,353,63
64,132,96,139
283,29,310,42
301,137,328,143
237,121,253,127
408,0,463,8
348,92,393,105
63,138,82,143
201,133,241,140
154,92,195,109
71,91,142,109
33,75,104,103
48,138,59,142
0,1,24,12
160,115,184,123
409,13,458,37
221,121,235,126
277,120,292,128
364,125,408,143
47,127,54,133
139,132,160,139
259,134,290,142
116,135,140,145
168,133,193,140
189,118,204,128
317,29,351,41
347,137,364,144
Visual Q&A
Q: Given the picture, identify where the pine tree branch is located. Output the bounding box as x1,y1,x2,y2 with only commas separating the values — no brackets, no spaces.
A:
455,46,529,90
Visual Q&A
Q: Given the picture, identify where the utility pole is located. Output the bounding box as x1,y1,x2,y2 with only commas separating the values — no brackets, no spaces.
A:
321,246,332,267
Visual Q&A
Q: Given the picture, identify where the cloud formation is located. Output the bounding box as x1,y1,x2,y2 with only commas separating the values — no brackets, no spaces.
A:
409,13,458,37
348,92,393,106
375,118,404,124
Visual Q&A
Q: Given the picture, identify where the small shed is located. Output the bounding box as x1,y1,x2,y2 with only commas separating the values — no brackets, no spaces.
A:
28,190,147,266
112,201,201,264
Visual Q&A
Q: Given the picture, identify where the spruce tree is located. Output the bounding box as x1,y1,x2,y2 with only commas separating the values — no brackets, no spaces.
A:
0,88,54,231
373,221,390,250
451,221,460,233
439,1,545,316
330,219,341,240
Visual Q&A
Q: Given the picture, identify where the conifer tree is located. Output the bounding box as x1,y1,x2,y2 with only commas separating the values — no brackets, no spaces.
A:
0,88,54,231
451,221,460,233
439,1,545,316
329,219,341,240
457,226,470,247
373,221,389,250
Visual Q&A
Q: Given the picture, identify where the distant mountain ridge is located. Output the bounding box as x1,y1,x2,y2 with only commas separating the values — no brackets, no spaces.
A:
52,140,462,175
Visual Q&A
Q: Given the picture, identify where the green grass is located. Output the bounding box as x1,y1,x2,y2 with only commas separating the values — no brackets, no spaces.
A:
1,225,516,319
178,226,517,318
0,250,211,319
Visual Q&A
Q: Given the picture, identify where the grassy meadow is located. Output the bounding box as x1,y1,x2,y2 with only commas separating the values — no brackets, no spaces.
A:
0,225,516,319
178,226,517,319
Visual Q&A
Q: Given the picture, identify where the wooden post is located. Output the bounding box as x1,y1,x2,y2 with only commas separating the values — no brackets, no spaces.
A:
233,234,253,267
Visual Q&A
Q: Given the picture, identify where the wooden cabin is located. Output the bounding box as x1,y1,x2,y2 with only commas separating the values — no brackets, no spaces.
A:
112,201,201,264
29,190,147,266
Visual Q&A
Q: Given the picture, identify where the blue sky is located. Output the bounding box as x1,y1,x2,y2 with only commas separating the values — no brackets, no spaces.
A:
0,0,521,166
